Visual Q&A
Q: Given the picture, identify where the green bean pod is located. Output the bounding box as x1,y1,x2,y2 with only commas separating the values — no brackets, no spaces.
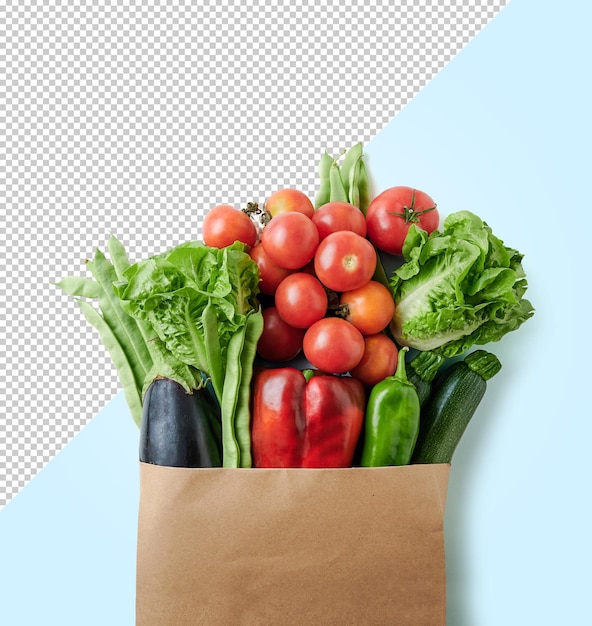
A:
233,309,264,468
357,159,371,215
348,156,362,209
329,159,349,202
360,346,420,467
341,142,363,201
75,299,144,426
314,151,334,209
219,325,246,468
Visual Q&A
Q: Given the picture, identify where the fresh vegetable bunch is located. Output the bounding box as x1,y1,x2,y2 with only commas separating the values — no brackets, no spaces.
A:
58,240,263,468
57,143,533,471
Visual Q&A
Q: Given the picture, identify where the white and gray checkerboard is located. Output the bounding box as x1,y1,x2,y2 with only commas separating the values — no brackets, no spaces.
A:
0,0,508,507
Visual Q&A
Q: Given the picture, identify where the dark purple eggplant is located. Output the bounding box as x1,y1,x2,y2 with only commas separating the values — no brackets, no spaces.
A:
140,377,222,468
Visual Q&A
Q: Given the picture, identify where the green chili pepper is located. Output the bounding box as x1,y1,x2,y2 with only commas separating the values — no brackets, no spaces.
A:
360,346,420,466
314,151,334,209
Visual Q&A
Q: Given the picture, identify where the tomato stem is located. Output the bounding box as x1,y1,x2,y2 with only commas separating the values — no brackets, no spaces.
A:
325,289,349,318
324,289,341,311
328,301,349,317
242,201,271,226
388,189,437,224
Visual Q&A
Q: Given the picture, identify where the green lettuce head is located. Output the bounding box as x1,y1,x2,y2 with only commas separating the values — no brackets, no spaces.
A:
389,210,534,357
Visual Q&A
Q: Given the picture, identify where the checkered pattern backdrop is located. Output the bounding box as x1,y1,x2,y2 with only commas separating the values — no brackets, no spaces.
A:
0,0,508,507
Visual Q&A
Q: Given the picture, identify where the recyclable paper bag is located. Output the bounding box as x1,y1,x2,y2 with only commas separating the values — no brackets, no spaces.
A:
136,462,450,626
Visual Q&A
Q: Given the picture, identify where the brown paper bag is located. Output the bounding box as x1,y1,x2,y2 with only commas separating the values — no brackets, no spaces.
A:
136,462,450,626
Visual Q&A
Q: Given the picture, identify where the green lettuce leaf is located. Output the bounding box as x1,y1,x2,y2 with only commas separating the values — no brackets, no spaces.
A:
114,239,263,467
114,240,260,387
390,210,534,356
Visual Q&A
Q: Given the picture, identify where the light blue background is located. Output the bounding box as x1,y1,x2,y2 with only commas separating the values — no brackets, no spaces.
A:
1,0,590,623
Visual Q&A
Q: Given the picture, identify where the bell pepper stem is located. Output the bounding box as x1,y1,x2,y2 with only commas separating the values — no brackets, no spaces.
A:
302,369,316,382
394,346,410,383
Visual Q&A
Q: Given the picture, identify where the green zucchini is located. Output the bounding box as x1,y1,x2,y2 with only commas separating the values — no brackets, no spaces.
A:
406,350,445,407
412,350,501,464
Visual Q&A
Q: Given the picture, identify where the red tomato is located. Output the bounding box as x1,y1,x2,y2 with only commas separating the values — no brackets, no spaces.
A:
365,186,439,256
311,202,367,240
261,212,319,270
339,281,395,335
275,273,328,329
202,204,258,249
265,188,315,219
314,231,376,292
349,333,399,386
257,307,306,362
303,318,365,374
249,243,292,295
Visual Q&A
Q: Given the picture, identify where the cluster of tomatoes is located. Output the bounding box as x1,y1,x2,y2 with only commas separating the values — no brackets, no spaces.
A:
202,186,438,387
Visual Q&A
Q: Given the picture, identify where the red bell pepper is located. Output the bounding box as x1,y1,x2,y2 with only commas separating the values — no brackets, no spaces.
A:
251,367,366,468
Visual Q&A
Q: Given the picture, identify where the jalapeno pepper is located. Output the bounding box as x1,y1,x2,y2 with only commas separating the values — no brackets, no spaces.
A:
251,367,366,468
360,346,420,467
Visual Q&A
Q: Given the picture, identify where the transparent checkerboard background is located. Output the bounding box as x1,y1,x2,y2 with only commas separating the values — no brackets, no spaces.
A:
0,0,508,508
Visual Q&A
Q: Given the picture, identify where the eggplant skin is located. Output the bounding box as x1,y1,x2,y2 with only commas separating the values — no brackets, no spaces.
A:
140,378,223,468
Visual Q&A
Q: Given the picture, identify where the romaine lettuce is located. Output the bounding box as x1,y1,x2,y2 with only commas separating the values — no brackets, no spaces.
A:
389,210,534,357
114,241,260,387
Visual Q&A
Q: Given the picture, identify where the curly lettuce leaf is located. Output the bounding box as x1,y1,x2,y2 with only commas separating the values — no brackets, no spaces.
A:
115,239,263,468
390,211,534,357
114,241,260,385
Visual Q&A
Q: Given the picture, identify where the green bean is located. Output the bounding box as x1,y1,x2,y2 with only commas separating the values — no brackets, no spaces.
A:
106,236,169,392
357,159,371,215
55,276,102,299
234,310,264,468
314,150,333,209
106,235,187,394
107,234,132,279
348,156,362,209
57,245,157,425
109,242,163,386
202,298,243,467
87,250,153,392
340,142,363,201
76,299,143,426
219,324,246,468
57,247,155,410
329,159,348,203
